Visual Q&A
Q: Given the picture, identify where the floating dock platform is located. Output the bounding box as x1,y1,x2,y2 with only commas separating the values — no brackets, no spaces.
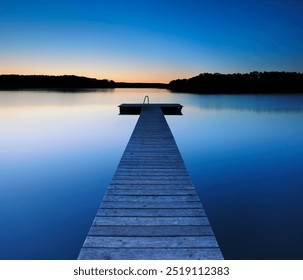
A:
78,103,223,260
119,103,183,115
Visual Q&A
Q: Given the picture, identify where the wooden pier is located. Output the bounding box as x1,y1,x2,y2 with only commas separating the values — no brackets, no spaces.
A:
78,103,223,260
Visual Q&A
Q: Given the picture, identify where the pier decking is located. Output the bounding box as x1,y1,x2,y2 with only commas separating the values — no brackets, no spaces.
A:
78,103,223,260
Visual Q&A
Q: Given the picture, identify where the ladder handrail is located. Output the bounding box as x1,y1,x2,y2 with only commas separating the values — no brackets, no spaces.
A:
143,95,149,105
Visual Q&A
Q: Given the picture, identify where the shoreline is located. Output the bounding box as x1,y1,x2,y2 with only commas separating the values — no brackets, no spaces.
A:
1,72,303,93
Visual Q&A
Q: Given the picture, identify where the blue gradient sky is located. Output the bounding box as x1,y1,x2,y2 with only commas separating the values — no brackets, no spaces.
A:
1,0,303,82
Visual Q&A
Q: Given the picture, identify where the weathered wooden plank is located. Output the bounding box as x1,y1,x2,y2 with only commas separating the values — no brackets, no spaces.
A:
122,154,181,158
112,175,191,180
103,195,200,202
112,174,191,179
118,161,186,165
100,201,203,209
111,180,192,185
123,147,180,151
122,152,182,156
116,165,187,170
93,217,210,226
97,208,206,217
116,166,187,174
115,168,188,172
128,138,175,141
120,157,184,160
78,248,223,260
128,137,176,141
120,159,182,163
106,189,197,195
126,137,176,140
112,183,194,186
88,225,214,236
113,172,191,178
111,174,191,179
120,155,182,159
126,144,179,148
118,160,184,165
122,152,180,156
114,169,188,174
113,173,190,178
110,180,191,185
108,184,195,190
83,236,219,248
124,150,179,154
125,147,178,151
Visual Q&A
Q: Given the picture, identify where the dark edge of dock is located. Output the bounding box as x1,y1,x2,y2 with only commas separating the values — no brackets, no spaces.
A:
118,103,183,115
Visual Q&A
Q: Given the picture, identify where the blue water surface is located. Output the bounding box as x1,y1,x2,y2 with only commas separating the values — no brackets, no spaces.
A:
0,89,303,259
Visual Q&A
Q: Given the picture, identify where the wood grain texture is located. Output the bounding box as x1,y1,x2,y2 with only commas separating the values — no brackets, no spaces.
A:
78,105,223,260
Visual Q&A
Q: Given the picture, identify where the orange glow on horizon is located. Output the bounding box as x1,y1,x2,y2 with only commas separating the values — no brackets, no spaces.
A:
0,53,204,84
0,66,198,84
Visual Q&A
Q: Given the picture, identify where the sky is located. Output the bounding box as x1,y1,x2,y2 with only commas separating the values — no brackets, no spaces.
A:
1,0,303,83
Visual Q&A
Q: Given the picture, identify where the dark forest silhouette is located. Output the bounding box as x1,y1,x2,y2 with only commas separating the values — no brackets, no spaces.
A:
0,75,115,89
168,71,303,93
0,75,166,90
1,72,303,93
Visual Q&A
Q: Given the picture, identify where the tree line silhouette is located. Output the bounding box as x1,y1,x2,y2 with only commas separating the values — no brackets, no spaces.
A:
0,75,115,89
0,75,167,89
168,71,303,93
1,72,303,93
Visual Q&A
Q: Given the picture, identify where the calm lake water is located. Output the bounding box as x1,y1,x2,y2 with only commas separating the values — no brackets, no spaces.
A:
1,89,303,260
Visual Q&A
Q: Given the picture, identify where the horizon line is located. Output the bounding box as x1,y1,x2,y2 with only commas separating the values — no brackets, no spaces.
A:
1,70,303,85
